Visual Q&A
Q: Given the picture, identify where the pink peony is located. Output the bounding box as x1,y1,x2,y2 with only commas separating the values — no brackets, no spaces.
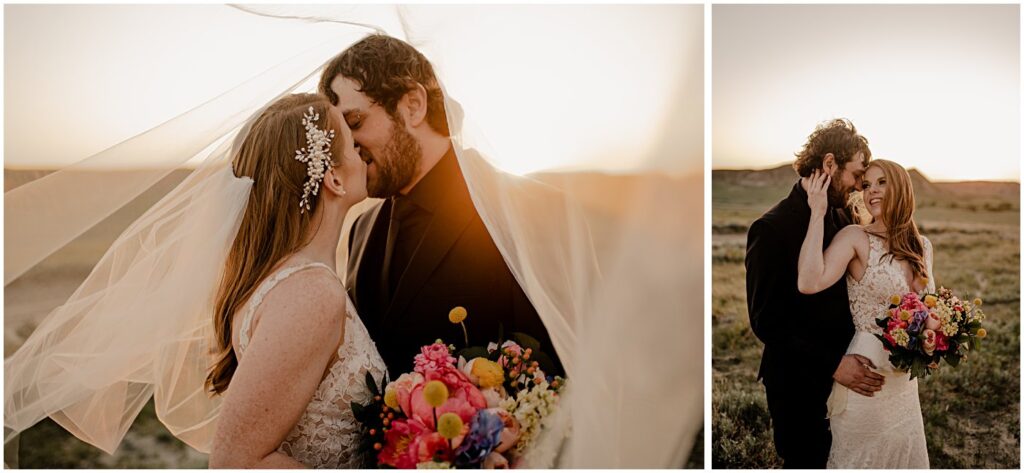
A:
425,368,488,410
393,372,425,416
415,343,457,376
378,418,429,469
412,432,452,464
410,387,482,432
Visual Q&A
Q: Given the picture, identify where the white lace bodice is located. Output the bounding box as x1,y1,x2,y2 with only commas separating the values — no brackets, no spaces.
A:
847,233,935,333
236,262,386,469
828,232,932,469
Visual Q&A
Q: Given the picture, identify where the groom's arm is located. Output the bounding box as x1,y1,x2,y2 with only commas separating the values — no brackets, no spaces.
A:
745,218,793,347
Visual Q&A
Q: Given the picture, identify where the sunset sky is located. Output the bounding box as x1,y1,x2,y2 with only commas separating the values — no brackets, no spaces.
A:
4,4,702,176
713,4,1020,182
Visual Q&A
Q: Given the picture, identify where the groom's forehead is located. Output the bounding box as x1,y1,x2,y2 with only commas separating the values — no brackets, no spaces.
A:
330,75,373,112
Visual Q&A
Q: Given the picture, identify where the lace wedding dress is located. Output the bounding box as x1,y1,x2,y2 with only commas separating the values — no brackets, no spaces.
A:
826,233,932,468
236,262,387,468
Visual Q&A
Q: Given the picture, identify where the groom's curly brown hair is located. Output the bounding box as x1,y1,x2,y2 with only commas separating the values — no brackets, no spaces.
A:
319,34,450,137
793,118,871,177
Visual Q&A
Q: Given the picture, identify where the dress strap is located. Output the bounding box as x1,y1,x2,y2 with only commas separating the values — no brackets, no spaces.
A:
237,262,338,354
864,231,885,265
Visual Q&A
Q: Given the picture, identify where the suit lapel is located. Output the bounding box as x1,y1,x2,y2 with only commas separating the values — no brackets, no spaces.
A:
347,201,386,308
383,190,474,323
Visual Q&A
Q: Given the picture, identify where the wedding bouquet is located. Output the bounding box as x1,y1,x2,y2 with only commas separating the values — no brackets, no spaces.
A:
352,308,565,469
875,287,987,379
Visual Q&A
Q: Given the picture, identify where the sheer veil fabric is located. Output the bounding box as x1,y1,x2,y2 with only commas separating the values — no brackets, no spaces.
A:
4,5,702,467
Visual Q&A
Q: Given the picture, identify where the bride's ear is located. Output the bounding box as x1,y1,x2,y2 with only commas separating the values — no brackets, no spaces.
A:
399,83,429,128
322,167,347,197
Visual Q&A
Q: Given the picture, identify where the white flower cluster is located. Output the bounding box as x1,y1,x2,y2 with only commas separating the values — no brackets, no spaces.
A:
294,106,337,213
500,381,559,456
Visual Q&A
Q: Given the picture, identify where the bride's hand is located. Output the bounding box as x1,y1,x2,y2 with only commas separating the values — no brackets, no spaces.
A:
801,170,830,218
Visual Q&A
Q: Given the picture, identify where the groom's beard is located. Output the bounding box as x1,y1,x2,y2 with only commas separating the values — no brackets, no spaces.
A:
827,169,851,208
364,115,422,198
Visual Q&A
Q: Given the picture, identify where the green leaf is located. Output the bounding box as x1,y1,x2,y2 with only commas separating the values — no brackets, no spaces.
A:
365,371,380,397
351,401,366,421
910,357,926,380
944,351,962,367
512,332,542,352
531,351,558,375
457,346,490,361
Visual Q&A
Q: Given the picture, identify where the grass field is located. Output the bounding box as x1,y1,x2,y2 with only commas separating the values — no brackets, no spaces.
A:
711,168,1021,468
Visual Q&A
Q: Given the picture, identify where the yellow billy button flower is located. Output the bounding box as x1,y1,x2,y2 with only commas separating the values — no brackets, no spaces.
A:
889,294,902,306
423,381,449,408
973,297,983,307
977,328,987,339
437,412,464,440
383,387,400,411
448,306,468,324
449,306,469,347
471,359,505,389
923,294,937,308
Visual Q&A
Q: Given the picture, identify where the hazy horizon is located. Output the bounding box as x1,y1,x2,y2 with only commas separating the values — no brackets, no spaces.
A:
710,162,1021,184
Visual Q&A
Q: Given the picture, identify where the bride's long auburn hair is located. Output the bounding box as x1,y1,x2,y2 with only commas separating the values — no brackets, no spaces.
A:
867,159,927,282
206,94,342,395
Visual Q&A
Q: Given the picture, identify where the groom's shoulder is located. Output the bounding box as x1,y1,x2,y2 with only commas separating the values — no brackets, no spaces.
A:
352,200,384,229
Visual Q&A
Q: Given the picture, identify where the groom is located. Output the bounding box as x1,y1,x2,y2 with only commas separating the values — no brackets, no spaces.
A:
318,35,562,377
745,118,883,468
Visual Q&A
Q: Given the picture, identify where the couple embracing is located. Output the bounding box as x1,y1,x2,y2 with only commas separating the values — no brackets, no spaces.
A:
4,35,564,468
746,119,933,469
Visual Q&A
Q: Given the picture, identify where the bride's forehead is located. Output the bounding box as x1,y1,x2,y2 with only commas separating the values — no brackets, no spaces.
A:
864,166,886,180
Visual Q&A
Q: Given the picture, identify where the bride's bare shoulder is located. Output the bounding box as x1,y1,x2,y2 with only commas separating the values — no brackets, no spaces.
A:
835,225,872,258
836,224,870,243
257,266,347,331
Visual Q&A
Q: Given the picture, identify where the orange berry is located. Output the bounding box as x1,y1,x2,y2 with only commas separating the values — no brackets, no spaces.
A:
374,443,382,450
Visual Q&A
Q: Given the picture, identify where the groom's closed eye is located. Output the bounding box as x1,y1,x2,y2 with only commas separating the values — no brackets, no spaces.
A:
343,110,363,130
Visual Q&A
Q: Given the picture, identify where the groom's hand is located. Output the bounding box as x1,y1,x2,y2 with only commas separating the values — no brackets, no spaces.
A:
833,354,885,396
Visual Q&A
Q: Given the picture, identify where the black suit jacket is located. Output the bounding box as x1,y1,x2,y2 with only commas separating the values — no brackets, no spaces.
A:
347,147,562,377
745,182,855,395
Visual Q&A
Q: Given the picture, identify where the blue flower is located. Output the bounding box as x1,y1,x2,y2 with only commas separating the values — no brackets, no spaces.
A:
454,410,504,468
908,310,928,333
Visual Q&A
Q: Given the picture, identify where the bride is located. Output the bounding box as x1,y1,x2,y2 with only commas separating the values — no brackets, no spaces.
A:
205,94,385,467
797,160,931,468
4,6,702,467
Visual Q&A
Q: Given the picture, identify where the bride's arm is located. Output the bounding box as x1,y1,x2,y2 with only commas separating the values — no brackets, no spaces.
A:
797,171,859,294
209,272,347,469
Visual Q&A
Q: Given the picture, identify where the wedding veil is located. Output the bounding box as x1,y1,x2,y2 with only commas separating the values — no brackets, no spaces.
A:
4,5,703,467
